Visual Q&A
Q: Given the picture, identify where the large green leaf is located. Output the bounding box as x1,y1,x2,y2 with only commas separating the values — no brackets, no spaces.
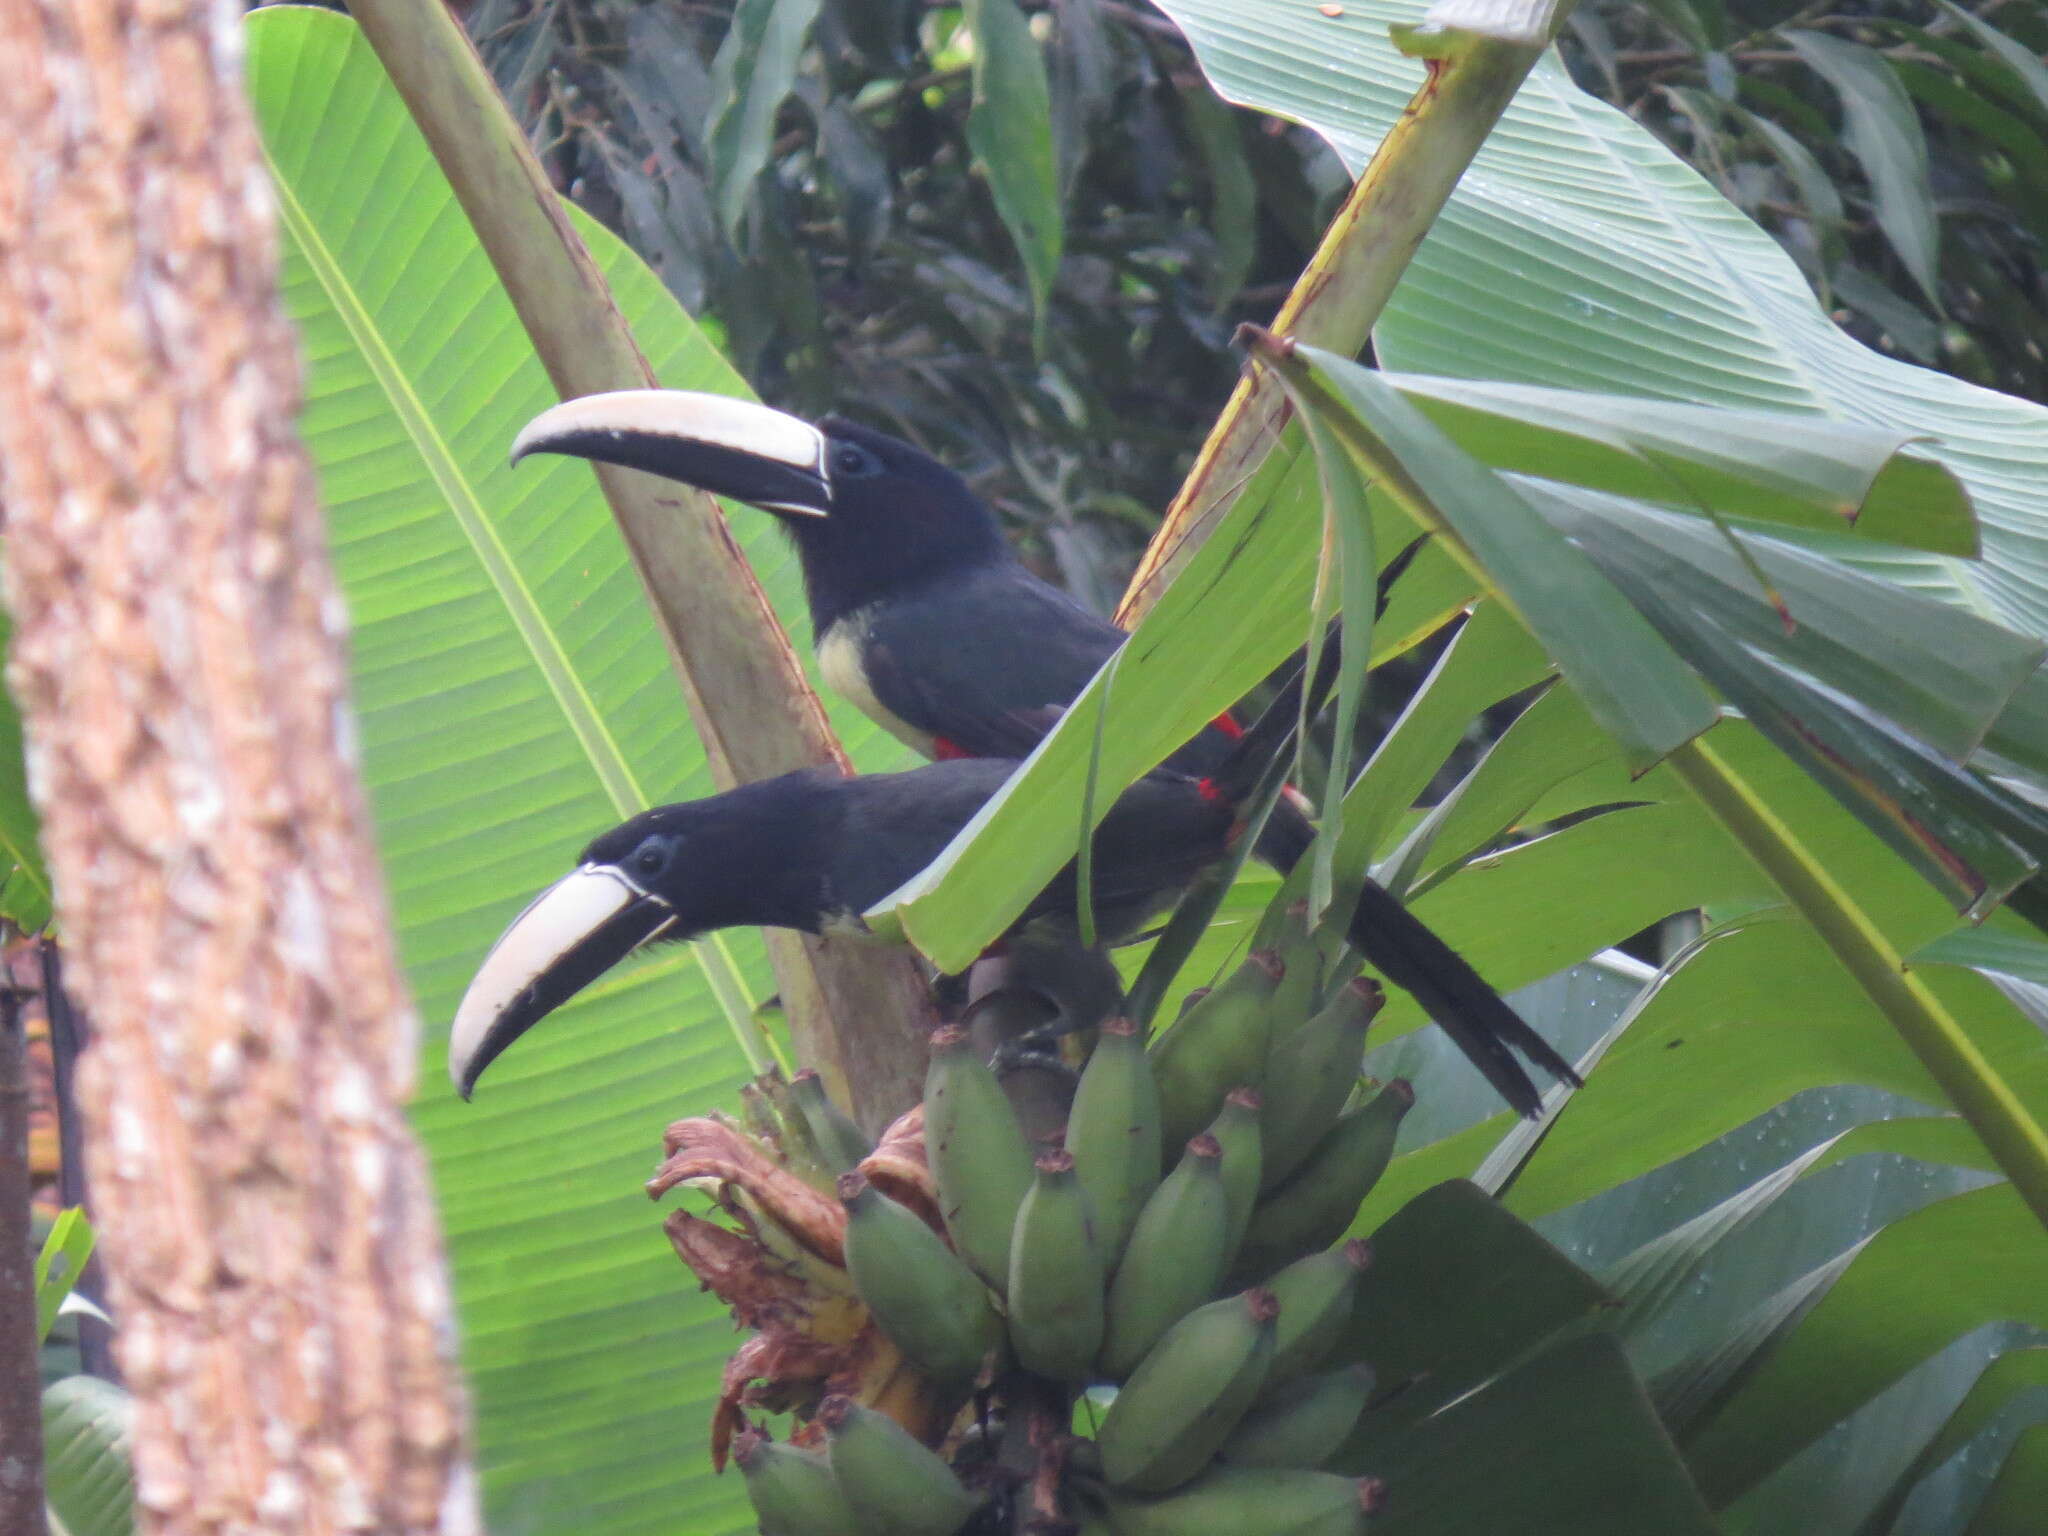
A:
1383,373,1975,556
1339,1333,1719,1536
1683,1182,2048,1506
245,11,910,1534
1155,0,2048,636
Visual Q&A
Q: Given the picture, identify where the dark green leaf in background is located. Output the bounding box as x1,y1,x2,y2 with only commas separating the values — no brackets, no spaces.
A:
1783,32,1943,310
705,0,825,239
962,0,1064,346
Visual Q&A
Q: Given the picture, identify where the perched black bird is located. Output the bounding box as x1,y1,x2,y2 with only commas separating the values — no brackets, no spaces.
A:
508,392,1579,1114
451,762,1253,1099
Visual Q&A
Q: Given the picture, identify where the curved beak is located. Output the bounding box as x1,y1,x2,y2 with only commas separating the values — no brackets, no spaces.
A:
510,391,832,517
449,865,677,1099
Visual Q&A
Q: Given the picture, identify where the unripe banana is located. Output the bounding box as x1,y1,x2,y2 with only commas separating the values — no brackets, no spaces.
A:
1150,950,1285,1152
1207,1088,1263,1267
732,1428,862,1536
1065,1015,1161,1270
924,1026,1035,1291
1232,1082,1412,1284
1263,899,1330,1031
838,1172,1002,1391
817,1394,980,1536
1006,1150,1106,1383
1218,1361,1376,1469
1100,1134,1231,1380
1265,1239,1373,1388
1089,1466,1383,1536
791,1068,871,1174
1258,978,1381,1192
1097,1287,1278,1493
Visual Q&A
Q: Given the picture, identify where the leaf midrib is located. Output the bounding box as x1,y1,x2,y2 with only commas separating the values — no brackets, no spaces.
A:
261,137,648,821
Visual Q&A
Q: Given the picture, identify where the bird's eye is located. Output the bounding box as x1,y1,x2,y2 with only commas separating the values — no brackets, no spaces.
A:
632,842,668,880
831,442,880,479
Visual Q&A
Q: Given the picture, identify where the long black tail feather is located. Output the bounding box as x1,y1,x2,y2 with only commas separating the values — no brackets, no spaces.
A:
1342,879,1581,1118
1216,635,1579,1118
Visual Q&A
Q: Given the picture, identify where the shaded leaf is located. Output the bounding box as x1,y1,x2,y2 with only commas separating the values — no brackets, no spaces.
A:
1938,1,2048,120
705,0,825,239
1854,1346,2048,1536
1338,1333,1718,1536
42,1376,133,1536
962,0,1063,344
1965,1422,2048,1535
1340,1180,1612,1421
1683,1182,2048,1506
1783,32,1941,309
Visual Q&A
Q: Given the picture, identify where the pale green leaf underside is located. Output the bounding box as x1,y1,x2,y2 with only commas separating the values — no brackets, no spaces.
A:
1155,0,2048,633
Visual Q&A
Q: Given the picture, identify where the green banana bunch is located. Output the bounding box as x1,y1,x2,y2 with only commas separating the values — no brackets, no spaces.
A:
1218,1362,1376,1469
1007,1150,1106,1382
1065,1014,1162,1270
1258,979,1381,1192
924,1025,1035,1291
1150,950,1284,1151
1263,899,1330,1029
1082,1466,1383,1536
817,1395,981,1536
1100,1133,1231,1380
1232,1081,1413,1285
1265,1239,1373,1389
1097,1288,1278,1493
790,1069,871,1175
838,1171,1002,1391
733,1429,863,1536
1206,1088,1263,1267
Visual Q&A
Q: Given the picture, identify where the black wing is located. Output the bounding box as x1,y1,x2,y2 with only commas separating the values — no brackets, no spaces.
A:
855,564,1127,757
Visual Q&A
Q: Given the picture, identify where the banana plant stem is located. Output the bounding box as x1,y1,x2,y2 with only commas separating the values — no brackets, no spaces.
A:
1668,736,2048,1235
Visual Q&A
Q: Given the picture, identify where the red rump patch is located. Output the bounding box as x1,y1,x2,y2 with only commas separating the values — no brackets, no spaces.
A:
1209,712,1245,740
933,736,973,761
1195,776,1230,806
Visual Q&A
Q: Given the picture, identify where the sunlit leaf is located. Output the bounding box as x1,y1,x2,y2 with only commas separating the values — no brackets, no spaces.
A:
247,12,909,1533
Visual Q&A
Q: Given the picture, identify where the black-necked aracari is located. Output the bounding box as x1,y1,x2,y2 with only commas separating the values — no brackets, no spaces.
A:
508,391,1579,1114
450,760,1244,1099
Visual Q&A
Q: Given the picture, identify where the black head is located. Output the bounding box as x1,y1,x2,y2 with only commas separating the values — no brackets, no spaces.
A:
448,773,838,1098
796,417,1008,629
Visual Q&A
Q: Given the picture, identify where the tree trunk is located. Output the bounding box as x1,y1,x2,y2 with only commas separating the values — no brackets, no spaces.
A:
0,0,479,1531
0,989,44,1536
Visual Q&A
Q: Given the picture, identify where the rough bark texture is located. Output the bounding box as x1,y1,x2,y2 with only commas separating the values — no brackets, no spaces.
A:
0,0,478,1532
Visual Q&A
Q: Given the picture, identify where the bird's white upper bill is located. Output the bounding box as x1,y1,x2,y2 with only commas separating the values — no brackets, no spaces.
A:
509,390,830,515
447,864,670,1095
